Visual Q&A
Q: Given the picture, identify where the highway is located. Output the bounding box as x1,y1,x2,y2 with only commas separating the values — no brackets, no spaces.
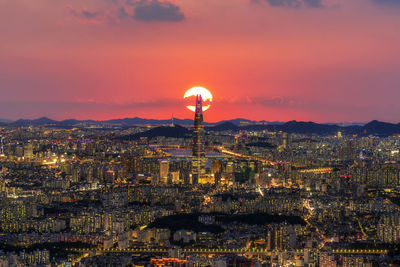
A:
68,247,388,256
214,146,275,165
151,145,332,175
303,199,330,249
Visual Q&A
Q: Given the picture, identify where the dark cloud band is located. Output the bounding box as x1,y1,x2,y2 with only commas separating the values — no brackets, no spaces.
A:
264,0,323,8
67,0,185,24
129,0,185,22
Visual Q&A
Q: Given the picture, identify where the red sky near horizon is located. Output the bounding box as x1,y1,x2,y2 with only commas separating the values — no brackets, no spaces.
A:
1,0,400,122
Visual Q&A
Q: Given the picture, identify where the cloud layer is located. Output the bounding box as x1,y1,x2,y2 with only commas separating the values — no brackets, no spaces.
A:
263,0,323,8
68,0,185,23
66,6,107,24
129,0,185,21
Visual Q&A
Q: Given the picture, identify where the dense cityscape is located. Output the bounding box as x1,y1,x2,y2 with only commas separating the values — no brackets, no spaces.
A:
3,0,400,265
1,93,400,266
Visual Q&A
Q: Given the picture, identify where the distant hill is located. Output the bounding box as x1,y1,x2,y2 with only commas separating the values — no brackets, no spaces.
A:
205,122,239,131
278,120,340,135
206,120,400,136
217,118,284,126
5,117,195,127
9,117,57,126
0,119,12,123
116,125,191,140
1,117,283,127
58,119,81,126
361,120,400,136
206,120,339,134
3,116,400,136
104,117,194,126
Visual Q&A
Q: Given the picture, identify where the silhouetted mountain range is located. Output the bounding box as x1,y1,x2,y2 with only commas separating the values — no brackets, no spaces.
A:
117,120,400,139
0,118,12,123
205,120,400,136
205,122,239,131
3,117,194,127
3,116,400,136
216,118,283,126
361,120,400,136
105,117,194,126
1,117,281,127
205,120,339,134
117,125,191,140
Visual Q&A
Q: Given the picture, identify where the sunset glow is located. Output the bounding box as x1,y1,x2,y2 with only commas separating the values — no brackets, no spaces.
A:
184,86,213,112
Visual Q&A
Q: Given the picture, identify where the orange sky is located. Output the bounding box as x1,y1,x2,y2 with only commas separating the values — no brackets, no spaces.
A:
1,0,400,122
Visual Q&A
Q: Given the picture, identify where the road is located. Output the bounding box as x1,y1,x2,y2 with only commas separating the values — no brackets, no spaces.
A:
214,146,275,165
68,247,388,256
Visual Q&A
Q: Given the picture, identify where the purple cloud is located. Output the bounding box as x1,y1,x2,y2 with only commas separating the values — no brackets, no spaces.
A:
126,0,185,22
264,0,323,8
66,6,107,24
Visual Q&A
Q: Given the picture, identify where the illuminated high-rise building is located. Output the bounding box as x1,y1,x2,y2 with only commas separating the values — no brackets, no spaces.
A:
211,160,223,175
24,143,34,159
191,94,206,184
159,160,169,184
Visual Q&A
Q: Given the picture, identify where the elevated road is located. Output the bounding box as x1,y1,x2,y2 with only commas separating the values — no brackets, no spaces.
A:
68,248,388,256
298,167,333,174
214,146,275,165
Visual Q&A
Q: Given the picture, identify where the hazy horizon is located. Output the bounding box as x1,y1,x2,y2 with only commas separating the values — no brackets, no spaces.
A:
0,115,376,125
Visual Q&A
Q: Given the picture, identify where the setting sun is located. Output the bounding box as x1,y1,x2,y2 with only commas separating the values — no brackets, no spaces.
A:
184,86,213,112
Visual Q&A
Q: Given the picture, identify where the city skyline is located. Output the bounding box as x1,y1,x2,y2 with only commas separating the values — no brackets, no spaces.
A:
1,0,400,122
3,1,400,266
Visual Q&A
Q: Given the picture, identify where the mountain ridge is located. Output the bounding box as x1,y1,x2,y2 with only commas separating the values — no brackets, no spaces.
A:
3,116,400,136
0,117,367,127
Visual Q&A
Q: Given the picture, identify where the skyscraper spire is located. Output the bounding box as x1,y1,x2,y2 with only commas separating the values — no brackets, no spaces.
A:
192,94,205,184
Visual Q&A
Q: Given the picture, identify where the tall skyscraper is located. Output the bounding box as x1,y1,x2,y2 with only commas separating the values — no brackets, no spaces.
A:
159,160,169,184
24,143,34,159
192,94,206,184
